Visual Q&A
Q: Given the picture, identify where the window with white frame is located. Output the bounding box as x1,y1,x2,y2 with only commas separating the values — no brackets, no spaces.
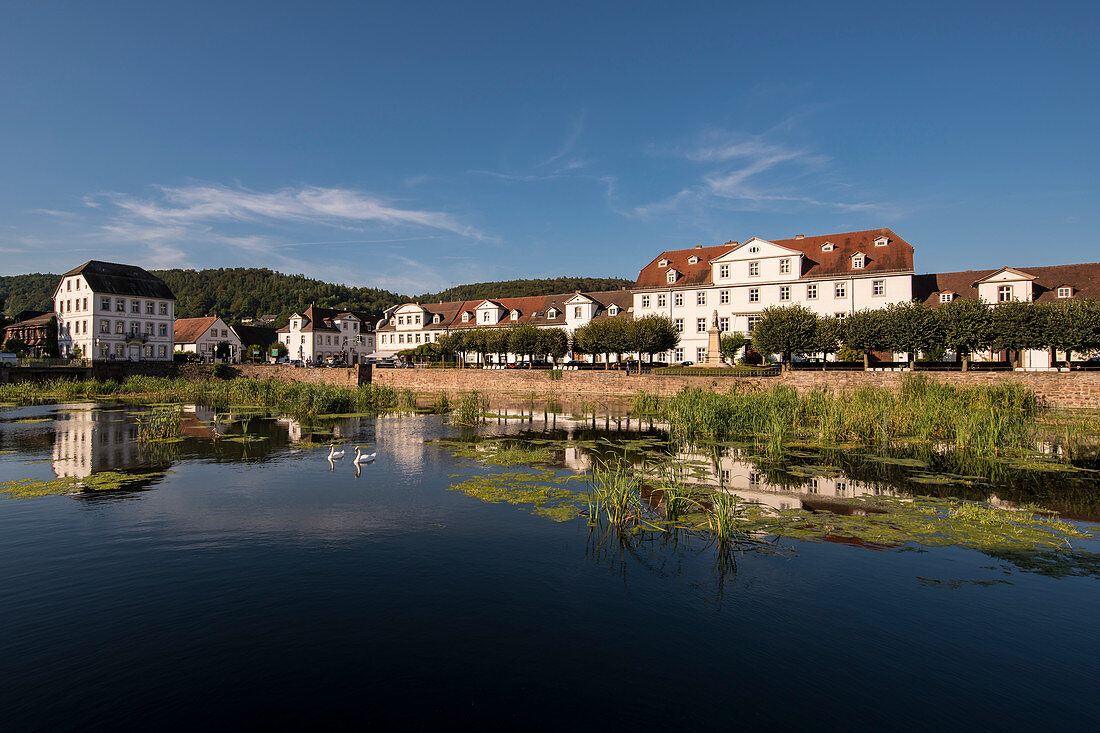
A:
116,298,125,312
608,305,619,316
940,293,954,303
696,291,706,306
101,297,110,311
673,318,683,333
100,319,109,333
749,287,759,303
482,312,491,322
1058,287,1072,298
807,284,818,299
719,290,729,304
696,318,707,333
719,317,729,332
779,286,790,301
696,347,706,361
656,294,667,308
511,310,519,320
852,254,865,269
145,301,154,314
719,264,729,279
159,303,168,315
574,306,582,318
687,255,699,264
998,285,1012,302
641,295,650,308
747,315,762,332
821,242,834,252
835,282,847,298
658,258,668,267
131,300,140,313
748,261,760,277
873,280,885,297
674,292,683,307
666,269,677,284
461,312,470,323
673,347,683,362
780,258,791,274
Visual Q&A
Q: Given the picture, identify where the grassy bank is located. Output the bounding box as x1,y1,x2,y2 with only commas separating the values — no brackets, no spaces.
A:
0,376,400,417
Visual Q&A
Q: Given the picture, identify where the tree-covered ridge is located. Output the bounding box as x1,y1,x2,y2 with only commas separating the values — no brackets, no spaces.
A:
0,269,632,324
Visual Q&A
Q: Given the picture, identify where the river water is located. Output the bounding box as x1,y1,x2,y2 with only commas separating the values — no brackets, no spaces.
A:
1,404,1098,730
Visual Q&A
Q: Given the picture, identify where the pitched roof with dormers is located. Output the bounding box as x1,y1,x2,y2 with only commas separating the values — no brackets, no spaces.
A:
634,229,915,288
58,260,176,300
914,263,1100,308
276,305,374,334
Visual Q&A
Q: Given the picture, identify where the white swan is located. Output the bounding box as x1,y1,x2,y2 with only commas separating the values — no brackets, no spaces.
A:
353,446,376,464
328,444,345,460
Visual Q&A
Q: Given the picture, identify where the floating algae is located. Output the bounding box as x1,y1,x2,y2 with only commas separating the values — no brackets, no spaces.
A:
448,469,585,522
0,470,170,499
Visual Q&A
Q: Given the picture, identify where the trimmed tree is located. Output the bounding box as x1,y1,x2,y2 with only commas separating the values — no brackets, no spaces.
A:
1044,298,1100,364
881,301,943,369
750,305,819,369
507,322,540,363
814,316,846,370
536,327,569,363
989,301,1045,368
937,297,991,371
719,333,749,363
631,315,679,366
843,308,887,370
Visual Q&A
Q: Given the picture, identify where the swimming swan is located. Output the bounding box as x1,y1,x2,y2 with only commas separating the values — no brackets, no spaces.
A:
353,446,376,464
328,444,345,460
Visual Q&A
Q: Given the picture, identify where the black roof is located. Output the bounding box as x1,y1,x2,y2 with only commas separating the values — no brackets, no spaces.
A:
232,325,278,347
61,260,176,300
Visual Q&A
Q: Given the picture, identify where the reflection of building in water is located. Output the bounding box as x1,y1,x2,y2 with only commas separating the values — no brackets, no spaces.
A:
52,408,143,478
659,449,895,512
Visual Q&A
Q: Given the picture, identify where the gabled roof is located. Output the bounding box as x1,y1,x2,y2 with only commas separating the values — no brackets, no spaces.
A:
634,229,914,287
59,260,176,300
973,266,1038,284
280,305,375,334
375,290,634,332
173,316,221,345
914,262,1100,308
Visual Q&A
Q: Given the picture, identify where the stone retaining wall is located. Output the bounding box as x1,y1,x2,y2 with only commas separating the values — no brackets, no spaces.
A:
370,367,1100,409
89,362,370,387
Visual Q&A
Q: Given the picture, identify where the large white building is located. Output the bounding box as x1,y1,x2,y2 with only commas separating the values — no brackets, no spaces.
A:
54,261,176,361
276,305,377,364
632,229,915,363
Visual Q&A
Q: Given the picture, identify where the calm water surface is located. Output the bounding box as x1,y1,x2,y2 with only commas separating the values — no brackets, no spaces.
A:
1,404,1098,730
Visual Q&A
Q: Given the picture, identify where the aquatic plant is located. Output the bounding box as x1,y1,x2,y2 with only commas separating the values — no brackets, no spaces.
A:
136,406,182,443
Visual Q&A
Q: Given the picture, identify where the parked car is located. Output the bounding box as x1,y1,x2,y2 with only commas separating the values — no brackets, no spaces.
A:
673,361,694,367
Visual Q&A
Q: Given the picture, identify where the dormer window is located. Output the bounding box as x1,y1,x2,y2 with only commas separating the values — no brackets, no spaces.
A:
608,305,619,316
851,253,865,269
666,269,678,284
939,293,954,303
461,312,470,323
748,246,760,253
1058,286,1073,299
687,256,699,265
658,258,669,268
547,308,558,319
874,236,889,247
821,242,835,252
510,309,519,320
434,314,442,324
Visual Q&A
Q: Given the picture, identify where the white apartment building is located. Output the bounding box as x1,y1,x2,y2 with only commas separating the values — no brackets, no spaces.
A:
374,290,633,362
54,261,176,361
174,316,243,362
276,305,377,364
632,229,915,363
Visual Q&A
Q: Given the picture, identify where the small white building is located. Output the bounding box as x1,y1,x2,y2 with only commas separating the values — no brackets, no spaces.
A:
54,260,176,361
173,316,243,362
276,305,377,364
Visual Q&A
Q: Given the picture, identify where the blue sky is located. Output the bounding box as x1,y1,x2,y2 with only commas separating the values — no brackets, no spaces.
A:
1,0,1097,293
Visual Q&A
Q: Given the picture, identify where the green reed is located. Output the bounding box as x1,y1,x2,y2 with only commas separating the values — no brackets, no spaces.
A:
136,405,182,443
453,391,485,426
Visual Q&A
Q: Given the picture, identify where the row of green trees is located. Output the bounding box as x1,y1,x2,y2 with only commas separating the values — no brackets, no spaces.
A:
436,324,571,364
750,299,1100,369
573,315,679,366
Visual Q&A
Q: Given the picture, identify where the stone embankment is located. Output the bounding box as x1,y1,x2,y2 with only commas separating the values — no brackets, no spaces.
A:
88,362,370,387
370,367,1100,410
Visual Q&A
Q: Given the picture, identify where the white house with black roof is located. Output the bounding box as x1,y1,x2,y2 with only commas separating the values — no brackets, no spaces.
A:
53,260,177,361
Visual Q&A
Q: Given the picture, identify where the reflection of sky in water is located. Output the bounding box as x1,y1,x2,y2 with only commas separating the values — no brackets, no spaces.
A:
0,406,1099,729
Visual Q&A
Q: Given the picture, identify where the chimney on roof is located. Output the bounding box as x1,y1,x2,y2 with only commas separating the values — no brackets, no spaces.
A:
695,244,702,249
795,234,804,240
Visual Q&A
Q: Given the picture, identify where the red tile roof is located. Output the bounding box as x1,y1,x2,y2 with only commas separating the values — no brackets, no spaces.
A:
173,316,221,345
914,262,1100,308
375,290,634,332
634,228,914,288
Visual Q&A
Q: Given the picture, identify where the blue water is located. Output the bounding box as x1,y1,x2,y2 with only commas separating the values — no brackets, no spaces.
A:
1,406,1098,730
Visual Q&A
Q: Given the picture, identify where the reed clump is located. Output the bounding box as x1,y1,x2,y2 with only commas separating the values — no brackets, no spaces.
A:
651,375,1043,456
453,392,485,426
136,405,182,443
0,376,400,417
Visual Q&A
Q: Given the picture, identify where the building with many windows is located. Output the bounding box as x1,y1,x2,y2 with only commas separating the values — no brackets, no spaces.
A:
54,261,176,361
374,289,633,362
632,229,915,363
276,305,377,364
1,311,55,357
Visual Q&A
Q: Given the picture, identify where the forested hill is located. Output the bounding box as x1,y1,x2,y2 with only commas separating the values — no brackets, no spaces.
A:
0,269,633,324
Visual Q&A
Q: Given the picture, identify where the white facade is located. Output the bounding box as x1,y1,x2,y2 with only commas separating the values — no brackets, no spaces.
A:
175,317,243,362
278,307,377,364
633,235,913,363
54,273,175,361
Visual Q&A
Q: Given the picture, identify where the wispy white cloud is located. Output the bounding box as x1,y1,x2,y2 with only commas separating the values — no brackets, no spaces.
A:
91,182,486,240
538,113,586,168
634,127,894,220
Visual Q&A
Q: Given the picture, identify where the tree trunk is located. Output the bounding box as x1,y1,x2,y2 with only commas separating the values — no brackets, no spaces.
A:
962,352,968,372
863,351,870,371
